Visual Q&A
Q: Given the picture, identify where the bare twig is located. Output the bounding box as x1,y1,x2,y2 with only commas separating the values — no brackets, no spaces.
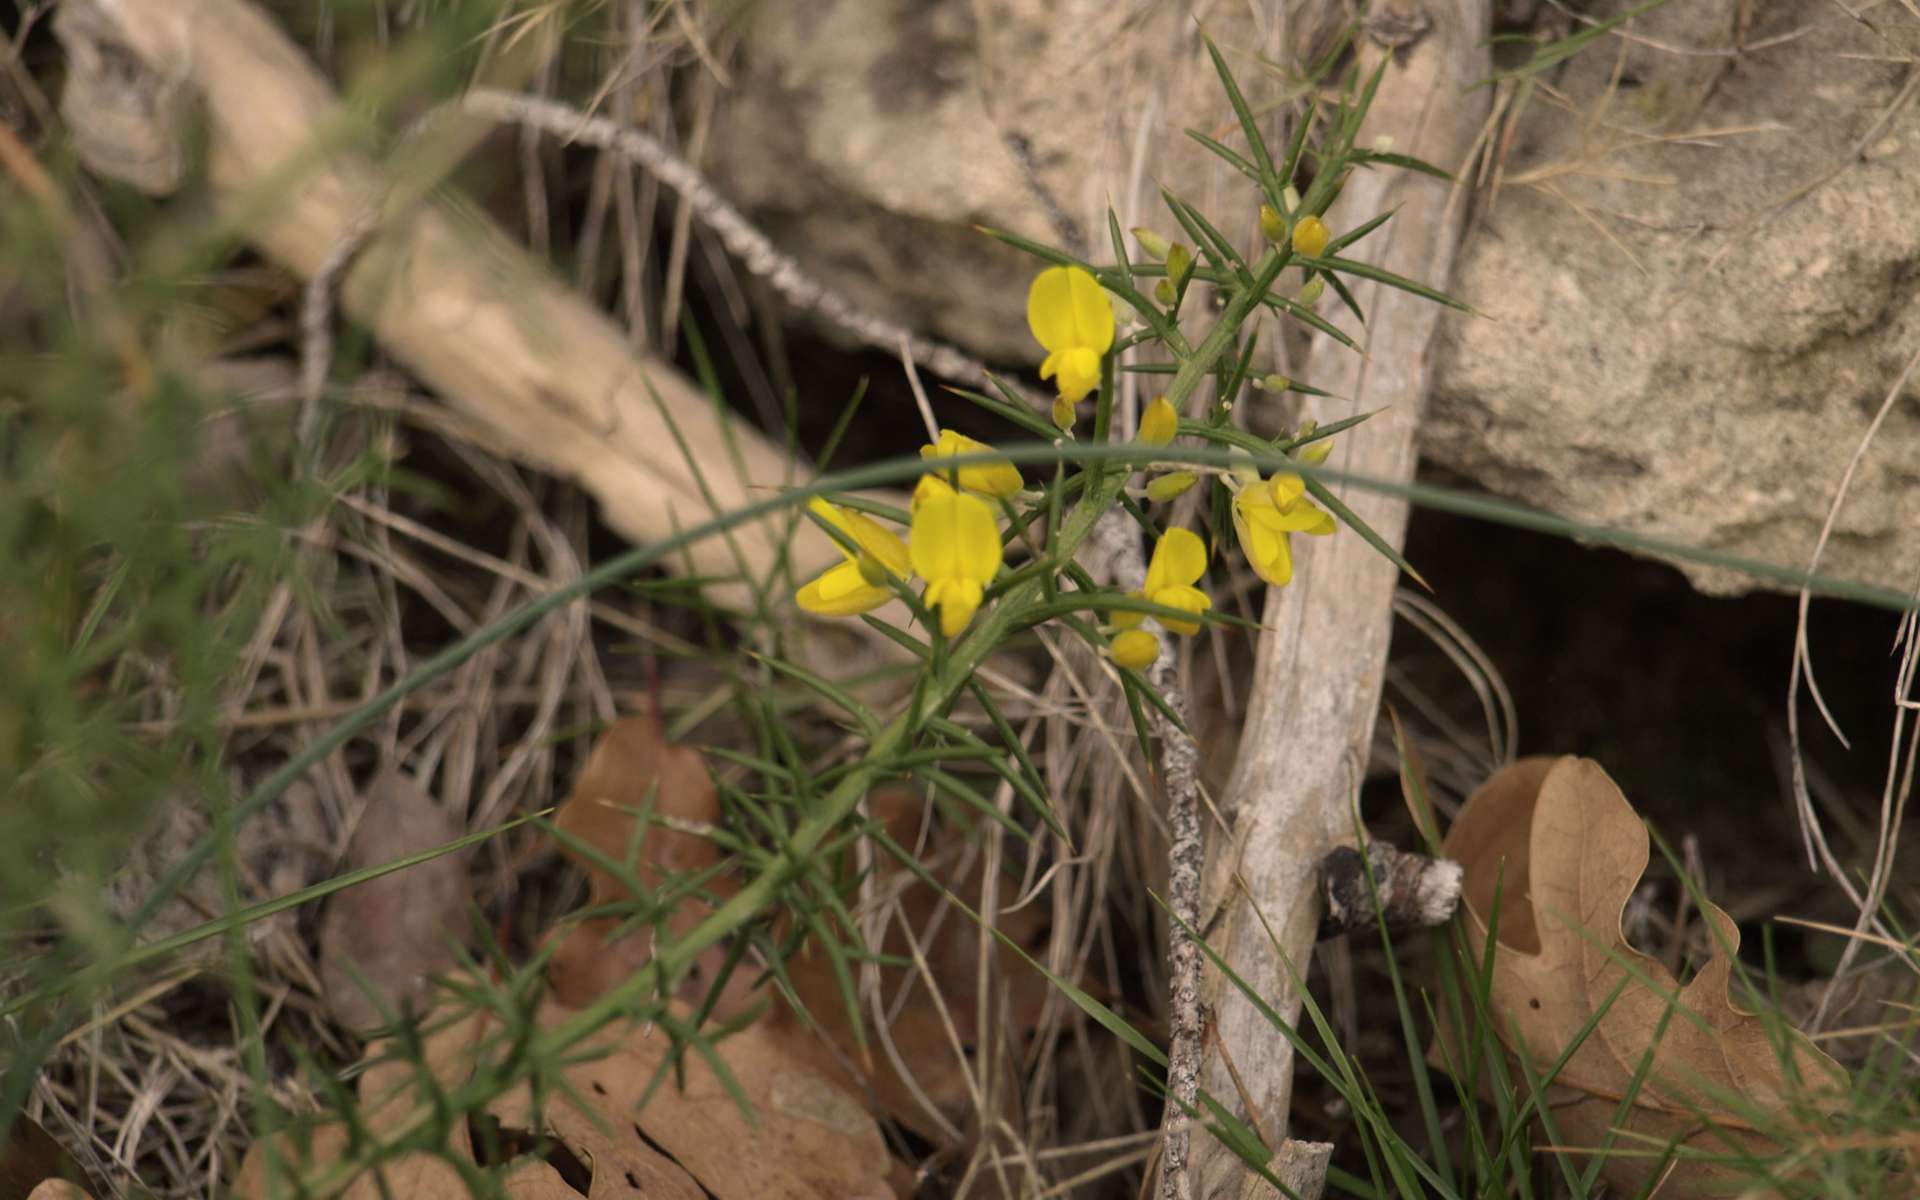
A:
461,87,1035,403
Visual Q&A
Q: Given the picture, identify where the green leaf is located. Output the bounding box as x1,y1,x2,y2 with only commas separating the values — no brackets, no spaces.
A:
1303,473,1432,591
1203,33,1279,190
1184,128,1261,183
1321,253,1473,313
1322,208,1395,258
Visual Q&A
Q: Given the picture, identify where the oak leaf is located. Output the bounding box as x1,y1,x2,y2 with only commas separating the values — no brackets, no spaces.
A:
234,986,893,1199
1436,756,1848,1196
544,714,748,1014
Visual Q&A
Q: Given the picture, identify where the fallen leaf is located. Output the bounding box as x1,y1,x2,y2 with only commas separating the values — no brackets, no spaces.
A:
544,713,750,1014
543,727,1058,1156
319,771,475,1030
2,1115,90,1200
234,984,893,1200
1436,756,1848,1196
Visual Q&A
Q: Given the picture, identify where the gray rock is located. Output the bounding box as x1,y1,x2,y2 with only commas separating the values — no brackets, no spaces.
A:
1429,0,1920,595
711,0,1919,595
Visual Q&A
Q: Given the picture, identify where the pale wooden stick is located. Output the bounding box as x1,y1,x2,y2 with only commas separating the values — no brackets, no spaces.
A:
51,0,900,617
1191,4,1491,1193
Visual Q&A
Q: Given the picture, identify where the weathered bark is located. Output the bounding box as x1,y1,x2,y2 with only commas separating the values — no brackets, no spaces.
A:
1193,4,1490,1194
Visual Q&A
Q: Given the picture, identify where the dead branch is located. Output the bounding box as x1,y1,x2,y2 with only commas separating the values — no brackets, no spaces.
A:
51,0,899,615
1191,3,1490,1194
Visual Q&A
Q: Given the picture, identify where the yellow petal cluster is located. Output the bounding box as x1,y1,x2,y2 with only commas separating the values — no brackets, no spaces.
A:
795,498,911,617
910,476,1004,637
1115,527,1212,637
1231,475,1335,588
920,429,1024,497
1027,266,1114,406
1109,628,1161,671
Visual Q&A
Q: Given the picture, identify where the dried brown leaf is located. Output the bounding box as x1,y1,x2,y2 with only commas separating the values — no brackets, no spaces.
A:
1437,756,1849,1196
319,771,475,1030
544,714,749,1014
3,1115,90,1200
234,985,893,1200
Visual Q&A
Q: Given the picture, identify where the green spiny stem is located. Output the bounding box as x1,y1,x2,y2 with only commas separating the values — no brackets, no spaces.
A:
278,261,1280,1196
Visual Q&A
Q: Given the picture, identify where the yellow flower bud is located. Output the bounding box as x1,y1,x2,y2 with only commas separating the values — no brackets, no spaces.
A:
1138,395,1178,446
1166,243,1193,287
1296,276,1325,306
1154,278,1176,306
1281,185,1301,214
1257,373,1291,393
1131,227,1172,261
1051,395,1077,433
1294,421,1334,465
1146,472,1198,503
1291,215,1330,258
1259,204,1286,244
1109,628,1161,671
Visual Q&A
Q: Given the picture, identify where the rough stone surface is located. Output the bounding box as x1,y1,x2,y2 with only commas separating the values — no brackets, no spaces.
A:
1429,0,1920,595
710,0,1920,596
711,0,1289,362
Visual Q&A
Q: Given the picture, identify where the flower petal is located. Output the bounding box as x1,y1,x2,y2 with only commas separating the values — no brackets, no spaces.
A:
920,430,1024,497
951,489,1005,582
1110,628,1161,670
1151,527,1208,589
1052,347,1101,405
1027,266,1115,357
1152,583,1211,636
797,562,892,616
1233,489,1295,587
909,479,965,582
925,576,984,636
1138,396,1179,446
810,496,910,576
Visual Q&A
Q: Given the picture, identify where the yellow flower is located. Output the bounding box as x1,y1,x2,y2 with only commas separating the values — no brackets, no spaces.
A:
795,498,911,617
1138,395,1178,446
920,429,1024,497
1110,628,1161,671
1292,214,1330,258
909,476,1004,637
1114,527,1212,636
1231,476,1335,588
1027,265,1114,406
1146,471,1197,503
